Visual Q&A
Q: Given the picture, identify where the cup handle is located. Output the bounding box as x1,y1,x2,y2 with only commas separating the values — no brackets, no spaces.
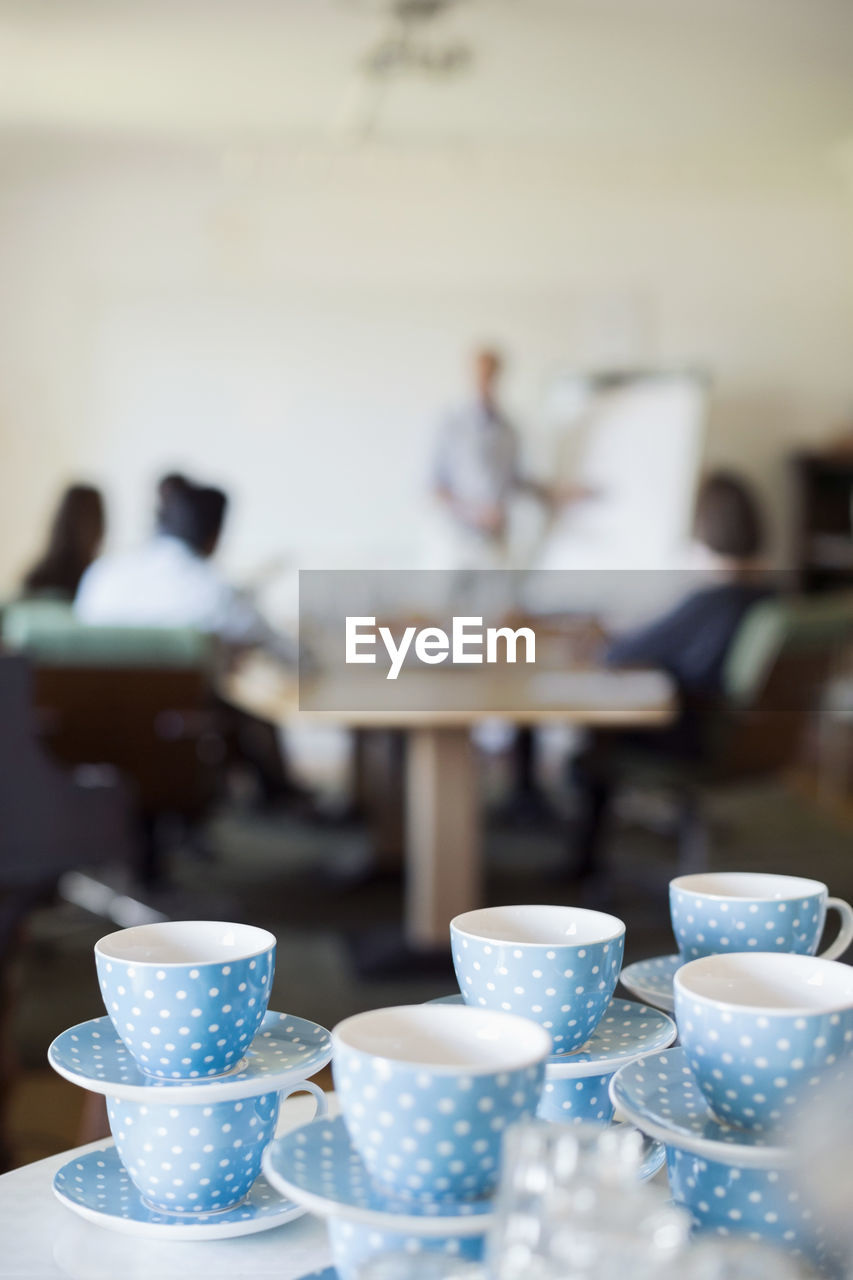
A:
276,1079,329,1128
819,898,853,960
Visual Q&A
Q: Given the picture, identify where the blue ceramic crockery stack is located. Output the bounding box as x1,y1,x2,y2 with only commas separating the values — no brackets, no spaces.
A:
264,903,676,1278
610,871,853,1274
264,1001,552,1279
48,920,333,1239
449,904,677,1129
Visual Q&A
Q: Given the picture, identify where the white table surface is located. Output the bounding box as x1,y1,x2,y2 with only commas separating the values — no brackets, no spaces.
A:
0,1092,334,1280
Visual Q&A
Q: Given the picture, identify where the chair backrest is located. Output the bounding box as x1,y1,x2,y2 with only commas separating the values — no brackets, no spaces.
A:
1,612,218,815
722,592,853,707
0,597,77,648
712,592,853,776
0,654,133,884
32,663,218,817
1,602,213,669
0,654,43,765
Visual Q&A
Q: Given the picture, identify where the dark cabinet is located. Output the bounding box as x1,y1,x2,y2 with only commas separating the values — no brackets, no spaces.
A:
791,452,853,592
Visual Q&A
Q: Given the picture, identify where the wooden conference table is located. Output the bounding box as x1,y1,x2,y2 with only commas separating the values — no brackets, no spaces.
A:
223,658,677,949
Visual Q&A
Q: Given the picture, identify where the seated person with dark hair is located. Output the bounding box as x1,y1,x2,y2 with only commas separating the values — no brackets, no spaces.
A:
76,474,301,806
21,483,105,601
606,471,769,698
571,470,772,878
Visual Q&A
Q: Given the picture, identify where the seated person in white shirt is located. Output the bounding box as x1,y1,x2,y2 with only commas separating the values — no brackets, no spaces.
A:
76,475,294,664
76,474,301,805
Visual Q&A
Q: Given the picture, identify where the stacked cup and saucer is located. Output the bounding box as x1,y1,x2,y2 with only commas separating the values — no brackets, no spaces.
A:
48,920,333,1239
263,1000,552,1279
609,873,853,1272
620,872,853,1012
440,905,676,1160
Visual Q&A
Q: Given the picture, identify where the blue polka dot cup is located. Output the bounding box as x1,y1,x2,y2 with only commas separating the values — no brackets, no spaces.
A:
666,1146,830,1265
327,1219,486,1280
106,1079,326,1214
674,952,853,1132
670,872,853,963
450,905,625,1054
95,921,276,1079
332,1004,550,1203
538,1065,615,1126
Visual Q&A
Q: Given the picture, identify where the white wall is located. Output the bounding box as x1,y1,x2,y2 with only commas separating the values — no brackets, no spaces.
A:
1,142,852,607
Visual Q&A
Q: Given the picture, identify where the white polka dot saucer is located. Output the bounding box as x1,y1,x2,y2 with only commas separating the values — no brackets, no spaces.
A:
617,955,681,1013
48,1011,332,1103
430,995,676,1075
262,1115,494,1234
52,1142,305,1240
608,1047,790,1168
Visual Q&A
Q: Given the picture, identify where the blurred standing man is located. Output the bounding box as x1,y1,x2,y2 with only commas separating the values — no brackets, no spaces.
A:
431,347,552,570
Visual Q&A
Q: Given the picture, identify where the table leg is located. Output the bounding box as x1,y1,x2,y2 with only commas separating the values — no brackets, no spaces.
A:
353,729,405,871
405,726,481,949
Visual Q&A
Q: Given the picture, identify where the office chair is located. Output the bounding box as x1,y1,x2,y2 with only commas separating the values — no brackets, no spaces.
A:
576,591,853,882
0,654,139,1169
1,610,222,884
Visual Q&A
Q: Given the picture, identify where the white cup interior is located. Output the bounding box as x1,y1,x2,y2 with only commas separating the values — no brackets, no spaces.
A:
95,920,276,966
670,872,826,902
333,1004,552,1072
676,952,853,1013
451,904,624,947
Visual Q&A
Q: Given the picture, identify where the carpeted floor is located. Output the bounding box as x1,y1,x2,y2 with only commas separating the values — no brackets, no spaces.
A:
7,776,853,1168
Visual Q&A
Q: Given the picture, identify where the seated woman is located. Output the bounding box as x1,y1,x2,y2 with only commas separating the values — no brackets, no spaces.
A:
21,484,105,601
571,470,772,878
76,474,302,806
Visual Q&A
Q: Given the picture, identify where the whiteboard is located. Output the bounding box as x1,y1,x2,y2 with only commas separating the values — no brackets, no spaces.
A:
535,370,708,573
